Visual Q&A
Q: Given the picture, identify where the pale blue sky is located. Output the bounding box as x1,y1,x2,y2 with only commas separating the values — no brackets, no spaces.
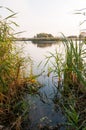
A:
0,0,86,37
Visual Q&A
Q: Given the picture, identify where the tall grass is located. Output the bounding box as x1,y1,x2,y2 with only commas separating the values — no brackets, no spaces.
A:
62,38,86,130
0,7,39,130
44,37,86,129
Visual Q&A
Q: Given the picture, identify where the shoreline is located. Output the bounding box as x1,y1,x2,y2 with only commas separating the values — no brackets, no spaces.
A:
15,37,86,42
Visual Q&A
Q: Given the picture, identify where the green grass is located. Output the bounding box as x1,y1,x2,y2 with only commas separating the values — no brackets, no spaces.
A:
0,7,40,130
44,37,86,129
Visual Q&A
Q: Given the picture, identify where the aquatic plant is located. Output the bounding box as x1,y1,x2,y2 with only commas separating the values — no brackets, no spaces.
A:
62,38,86,130
44,37,86,129
0,7,40,130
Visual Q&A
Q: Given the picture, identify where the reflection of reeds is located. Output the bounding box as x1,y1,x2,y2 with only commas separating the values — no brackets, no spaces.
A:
44,37,86,129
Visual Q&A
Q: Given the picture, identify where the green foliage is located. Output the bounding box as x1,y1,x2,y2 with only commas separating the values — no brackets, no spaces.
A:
64,105,79,129
63,38,86,91
44,37,86,129
0,7,32,130
35,33,54,38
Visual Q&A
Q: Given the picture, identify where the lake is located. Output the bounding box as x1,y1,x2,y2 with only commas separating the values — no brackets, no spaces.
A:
16,41,66,130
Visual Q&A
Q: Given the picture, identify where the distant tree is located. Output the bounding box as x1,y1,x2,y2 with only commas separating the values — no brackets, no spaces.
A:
48,34,53,37
36,33,54,38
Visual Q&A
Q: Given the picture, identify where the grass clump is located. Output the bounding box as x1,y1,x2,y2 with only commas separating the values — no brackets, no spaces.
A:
44,37,86,129
0,8,40,130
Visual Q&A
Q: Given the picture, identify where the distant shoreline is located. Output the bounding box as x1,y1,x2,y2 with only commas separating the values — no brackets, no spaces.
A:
15,37,86,42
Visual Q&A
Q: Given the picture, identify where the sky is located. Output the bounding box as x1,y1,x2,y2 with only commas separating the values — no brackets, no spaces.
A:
0,0,86,37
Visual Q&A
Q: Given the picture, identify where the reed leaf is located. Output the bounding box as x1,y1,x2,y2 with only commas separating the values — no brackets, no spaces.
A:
4,13,17,20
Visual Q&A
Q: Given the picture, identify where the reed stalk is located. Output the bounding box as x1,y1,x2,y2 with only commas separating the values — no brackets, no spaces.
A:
0,7,40,130
44,37,86,129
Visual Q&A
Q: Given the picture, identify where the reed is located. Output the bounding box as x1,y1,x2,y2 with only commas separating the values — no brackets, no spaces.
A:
62,38,86,130
44,37,86,129
0,7,40,130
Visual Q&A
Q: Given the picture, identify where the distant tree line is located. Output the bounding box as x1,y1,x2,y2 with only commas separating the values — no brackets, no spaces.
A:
34,33,54,38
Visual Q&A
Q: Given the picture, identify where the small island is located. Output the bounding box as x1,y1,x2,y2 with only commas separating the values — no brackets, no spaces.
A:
16,32,86,42
16,32,61,42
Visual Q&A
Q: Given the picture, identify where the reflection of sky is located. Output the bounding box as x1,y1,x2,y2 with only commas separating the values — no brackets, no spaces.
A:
15,41,65,76
21,42,64,75
16,41,66,129
24,41,66,128
24,41,66,129
15,41,65,99
23,41,64,63
15,41,85,130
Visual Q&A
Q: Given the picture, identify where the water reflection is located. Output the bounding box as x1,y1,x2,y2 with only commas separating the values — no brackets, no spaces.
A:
32,41,59,48
16,41,66,130
27,95,66,130
36,43,53,48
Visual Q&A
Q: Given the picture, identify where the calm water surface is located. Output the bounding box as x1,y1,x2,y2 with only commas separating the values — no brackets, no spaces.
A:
16,41,66,130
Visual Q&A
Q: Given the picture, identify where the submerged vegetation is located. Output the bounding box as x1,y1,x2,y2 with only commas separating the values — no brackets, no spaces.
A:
44,37,86,129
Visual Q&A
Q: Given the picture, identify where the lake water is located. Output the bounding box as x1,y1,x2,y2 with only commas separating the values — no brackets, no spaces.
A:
16,41,66,130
